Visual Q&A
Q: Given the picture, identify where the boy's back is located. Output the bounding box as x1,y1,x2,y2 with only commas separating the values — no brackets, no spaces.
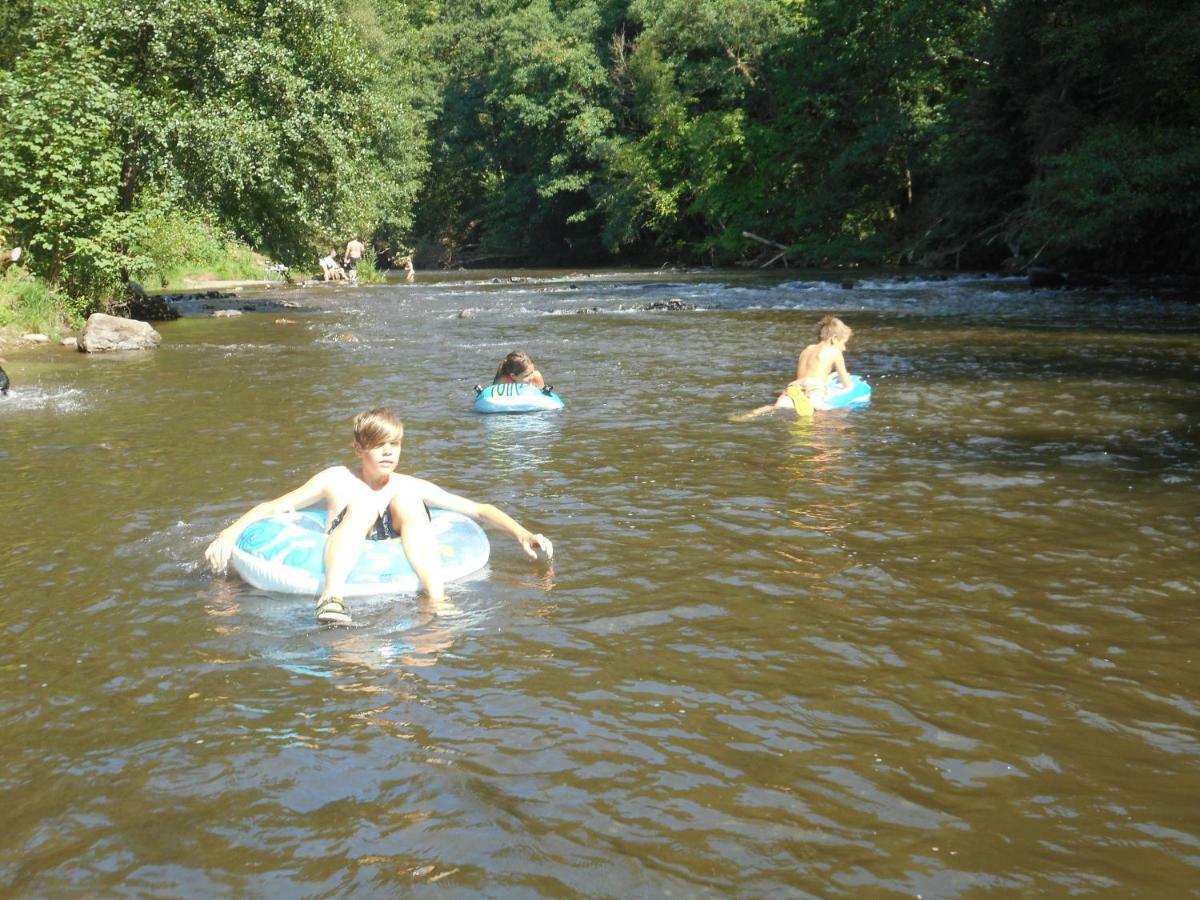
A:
795,341,843,387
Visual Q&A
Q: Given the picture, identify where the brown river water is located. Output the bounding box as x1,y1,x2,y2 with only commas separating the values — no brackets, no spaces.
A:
1,270,1198,896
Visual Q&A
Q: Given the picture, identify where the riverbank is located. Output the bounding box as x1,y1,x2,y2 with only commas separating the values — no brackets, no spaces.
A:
0,277,293,352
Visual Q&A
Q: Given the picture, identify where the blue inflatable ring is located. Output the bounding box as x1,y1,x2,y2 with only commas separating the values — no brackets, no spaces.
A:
474,382,564,413
812,374,872,410
230,508,490,596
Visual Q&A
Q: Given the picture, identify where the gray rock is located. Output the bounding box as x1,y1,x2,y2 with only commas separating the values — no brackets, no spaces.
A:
78,313,162,352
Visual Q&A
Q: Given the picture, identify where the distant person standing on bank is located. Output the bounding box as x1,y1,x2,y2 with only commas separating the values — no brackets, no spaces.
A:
343,236,365,281
403,254,415,283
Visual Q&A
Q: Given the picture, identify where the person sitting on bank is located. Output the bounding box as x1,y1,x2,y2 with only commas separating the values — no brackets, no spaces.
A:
204,408,553,625
319,249,345,282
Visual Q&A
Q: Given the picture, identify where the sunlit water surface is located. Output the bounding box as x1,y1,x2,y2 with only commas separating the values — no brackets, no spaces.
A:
2,270,1198,896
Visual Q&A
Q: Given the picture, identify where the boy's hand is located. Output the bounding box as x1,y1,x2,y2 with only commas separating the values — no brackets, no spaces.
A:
520,532,553,560
205,532,236,572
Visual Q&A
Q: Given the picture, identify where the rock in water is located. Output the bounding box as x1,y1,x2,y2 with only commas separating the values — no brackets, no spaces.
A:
78,313,163,352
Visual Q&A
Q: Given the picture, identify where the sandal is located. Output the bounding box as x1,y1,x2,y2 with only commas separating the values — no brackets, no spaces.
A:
315,597,351,625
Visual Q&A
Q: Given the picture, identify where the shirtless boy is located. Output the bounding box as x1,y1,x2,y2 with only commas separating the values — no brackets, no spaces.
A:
342,236,365,280
738,315,855,418
204,408,553,624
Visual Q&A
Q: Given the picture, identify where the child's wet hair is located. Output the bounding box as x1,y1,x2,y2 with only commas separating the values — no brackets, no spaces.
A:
495,350,536,381
352,408,404,448
818,315,852,341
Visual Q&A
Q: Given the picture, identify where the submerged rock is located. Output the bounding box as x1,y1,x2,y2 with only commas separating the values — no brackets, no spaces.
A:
644,298,696,311
1028,267,1065,289
1065,271,1111,289
125,281,180,321
78,313,162,352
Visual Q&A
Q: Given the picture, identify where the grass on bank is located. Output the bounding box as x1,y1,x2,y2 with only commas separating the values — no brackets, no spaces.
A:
0,266,81,337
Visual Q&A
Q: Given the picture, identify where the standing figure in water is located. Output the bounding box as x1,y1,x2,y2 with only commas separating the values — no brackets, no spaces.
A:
204,408,553,625
739,316,855,418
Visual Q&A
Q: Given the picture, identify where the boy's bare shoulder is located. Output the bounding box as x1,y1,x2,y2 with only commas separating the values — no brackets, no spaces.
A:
387,472,438,495
315,464,356,483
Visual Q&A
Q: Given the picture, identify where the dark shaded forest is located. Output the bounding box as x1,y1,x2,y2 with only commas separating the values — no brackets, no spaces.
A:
2,0,1198,314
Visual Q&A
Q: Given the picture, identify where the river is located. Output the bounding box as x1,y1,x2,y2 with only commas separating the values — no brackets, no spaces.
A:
2,269,1198,896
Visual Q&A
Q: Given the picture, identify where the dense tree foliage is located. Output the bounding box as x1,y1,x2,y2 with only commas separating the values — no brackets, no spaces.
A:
2,0,1197,313
412,0,614,264
0,0,421,301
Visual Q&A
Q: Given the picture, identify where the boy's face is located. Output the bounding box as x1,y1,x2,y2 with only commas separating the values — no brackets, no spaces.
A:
355,436,402,472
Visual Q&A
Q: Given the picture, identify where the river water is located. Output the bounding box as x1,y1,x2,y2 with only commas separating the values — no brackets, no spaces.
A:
2,269,1198,896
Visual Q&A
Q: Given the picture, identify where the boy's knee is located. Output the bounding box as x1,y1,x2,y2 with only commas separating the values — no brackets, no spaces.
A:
387,494,426,525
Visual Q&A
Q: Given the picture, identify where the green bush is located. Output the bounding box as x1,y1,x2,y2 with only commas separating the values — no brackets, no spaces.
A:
352,249,386,284
132,214,268,288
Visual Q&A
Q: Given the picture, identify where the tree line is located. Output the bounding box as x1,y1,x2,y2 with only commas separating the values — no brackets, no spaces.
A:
2,0,1196,314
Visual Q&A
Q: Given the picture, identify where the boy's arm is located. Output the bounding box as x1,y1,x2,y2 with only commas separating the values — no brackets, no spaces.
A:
414,479,553,560
833,350,852,389
205,469,336,572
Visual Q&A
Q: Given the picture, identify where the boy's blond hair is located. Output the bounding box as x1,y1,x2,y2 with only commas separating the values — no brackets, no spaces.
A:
352,408,404,448
818,315,852,341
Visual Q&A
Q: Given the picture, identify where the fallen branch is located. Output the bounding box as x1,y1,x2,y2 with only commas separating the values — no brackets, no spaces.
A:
742,232,791,268
742,231,788,251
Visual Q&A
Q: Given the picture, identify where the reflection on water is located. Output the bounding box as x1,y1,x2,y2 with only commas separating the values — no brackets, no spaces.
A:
479,410,562,476
2,270,1199,895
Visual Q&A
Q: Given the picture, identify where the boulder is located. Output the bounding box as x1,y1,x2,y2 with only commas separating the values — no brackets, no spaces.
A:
212,309,242,318
78,313,162,353
22,333,49,343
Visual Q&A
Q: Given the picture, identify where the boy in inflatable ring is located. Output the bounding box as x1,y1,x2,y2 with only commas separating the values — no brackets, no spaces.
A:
204,408,553,625
737,315,855,419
